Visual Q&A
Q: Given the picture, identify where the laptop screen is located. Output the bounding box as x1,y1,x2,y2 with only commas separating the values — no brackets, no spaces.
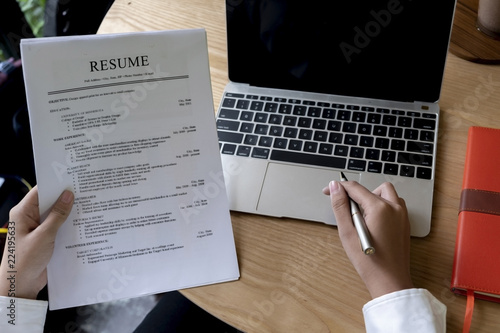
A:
226,0,456,103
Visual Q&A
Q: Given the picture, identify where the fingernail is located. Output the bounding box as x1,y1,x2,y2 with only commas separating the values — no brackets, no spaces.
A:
61,190,74,204
329,180,340,194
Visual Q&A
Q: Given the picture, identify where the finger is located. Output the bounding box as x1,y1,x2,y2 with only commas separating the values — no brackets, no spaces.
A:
328,181,357,236
37,190,74,236
372,182,400,203
339,181,380,210
9,186,39,219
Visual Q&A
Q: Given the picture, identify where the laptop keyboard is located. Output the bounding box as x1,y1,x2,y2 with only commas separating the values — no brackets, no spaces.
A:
216,93,436,180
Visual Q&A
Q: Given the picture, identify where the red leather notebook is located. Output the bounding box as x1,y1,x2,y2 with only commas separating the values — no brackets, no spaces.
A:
451,126,500,331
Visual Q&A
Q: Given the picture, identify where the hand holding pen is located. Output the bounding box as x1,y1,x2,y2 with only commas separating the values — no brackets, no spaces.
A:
323,179,414,299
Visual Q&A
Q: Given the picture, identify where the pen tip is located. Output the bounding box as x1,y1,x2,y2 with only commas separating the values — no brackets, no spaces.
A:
340,171,347,180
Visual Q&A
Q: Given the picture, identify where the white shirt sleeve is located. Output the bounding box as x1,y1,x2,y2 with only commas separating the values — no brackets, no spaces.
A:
0,296,47,333
363,288,446,333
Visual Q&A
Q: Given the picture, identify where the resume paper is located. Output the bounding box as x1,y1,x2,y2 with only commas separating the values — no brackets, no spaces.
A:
21,29,240,310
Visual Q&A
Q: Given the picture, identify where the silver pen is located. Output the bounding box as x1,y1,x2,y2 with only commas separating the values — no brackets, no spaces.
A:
339,172,375,255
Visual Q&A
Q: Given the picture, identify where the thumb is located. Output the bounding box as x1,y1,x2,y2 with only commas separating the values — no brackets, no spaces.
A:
38,190,74,236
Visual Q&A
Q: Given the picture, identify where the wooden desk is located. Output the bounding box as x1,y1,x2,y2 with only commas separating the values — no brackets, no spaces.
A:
98,1,500,331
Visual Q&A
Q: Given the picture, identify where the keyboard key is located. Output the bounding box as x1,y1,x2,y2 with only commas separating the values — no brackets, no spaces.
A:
252,147,270,159
270,150,346,169
289,99,301,104
367,113,381,124
375,138,390,149
244,134,258,145
283,116,297,126
236,100,250,109
269,114,283,124
373,126,387,136
334,145,349,156
247,94,259,100
264,102,278,112
219,108,240,119
303,100,315,105
289,140,303,151
299,129,313,140
307,107,322,117
260,96,273,101
398,152,433,166
274,97,287,103
382,115,397,125
404,129,419,140
397,117,412,127
392,109,405,115
358,124,372,135
225,93,244,98
416,167,432,179
400,165,415,177
382,150,396,162
346,105,360,110
348,159,366,171
298,117,312,127
331,103,345,109
388,127,403,138
322,109,336,119
259,136,273,147
352,112,366,122
344,134,359,145
390,139,405,151
337,110,351,120
278,104,293,114
407,111,421,117
376,108,390,114
327,120,342,131
361,106,375,111
319,143,333,154
240,111,254,121
222,98,236,108
221,143,237,155
366,149,380,160
318,102,330,107
250,101,264,111
274,138,288,149
217,119,240,131
284,127,298,138
407,141,433,154
360,136,374,147
255,113,268,123
312,119,327,129
304,142,318,153
413,118,436,130
368,161,383,173
314,131,328,142
329,132,343,143
293,105,307,115
343,122,357,133
240,122,254,133
422,113,437,119
384,163,398,175
254,124,268,135
350,147,364,158
420,130,435,142
237,145,251,156
218,131,243,144
269,126,283,136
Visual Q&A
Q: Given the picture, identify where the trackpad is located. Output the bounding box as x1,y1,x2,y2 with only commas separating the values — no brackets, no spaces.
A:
256,163,360,225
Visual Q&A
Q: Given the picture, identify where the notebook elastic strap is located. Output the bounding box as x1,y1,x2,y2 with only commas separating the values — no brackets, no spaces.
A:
463,290,475,333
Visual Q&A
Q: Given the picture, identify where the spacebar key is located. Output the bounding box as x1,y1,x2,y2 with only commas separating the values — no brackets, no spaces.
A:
270,150,346,169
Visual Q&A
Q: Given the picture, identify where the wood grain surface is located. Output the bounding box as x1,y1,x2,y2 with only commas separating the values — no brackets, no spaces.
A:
98,1,500,331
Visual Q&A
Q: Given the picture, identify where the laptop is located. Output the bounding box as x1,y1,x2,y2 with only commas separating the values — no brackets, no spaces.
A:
215,0,457,237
